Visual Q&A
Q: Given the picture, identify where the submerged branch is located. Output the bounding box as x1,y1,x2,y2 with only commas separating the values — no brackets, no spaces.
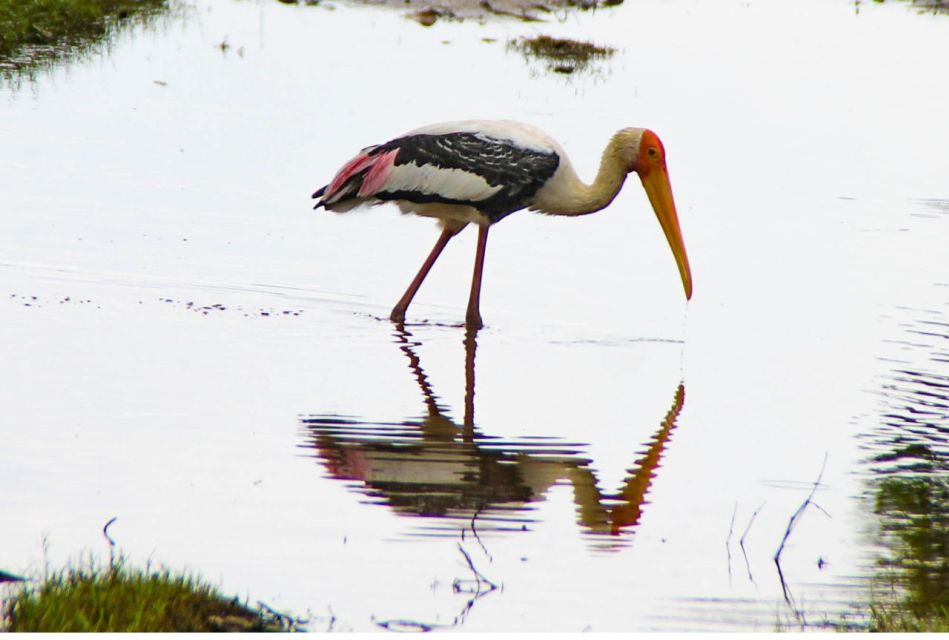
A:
775,455,830,606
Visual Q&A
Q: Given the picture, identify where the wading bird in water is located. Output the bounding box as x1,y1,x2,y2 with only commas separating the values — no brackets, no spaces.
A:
312,120,692,329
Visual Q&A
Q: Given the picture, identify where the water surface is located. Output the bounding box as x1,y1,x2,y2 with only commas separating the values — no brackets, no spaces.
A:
1,0,947,631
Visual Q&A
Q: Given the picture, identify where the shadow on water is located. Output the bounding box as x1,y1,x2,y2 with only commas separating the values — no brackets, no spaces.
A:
299,326,686,553
861,200,948,629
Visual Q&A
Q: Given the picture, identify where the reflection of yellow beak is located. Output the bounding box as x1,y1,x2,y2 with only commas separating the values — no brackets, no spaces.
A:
640,166,693,300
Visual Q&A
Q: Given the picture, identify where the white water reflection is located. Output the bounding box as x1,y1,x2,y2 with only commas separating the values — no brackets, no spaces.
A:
1,0,948,632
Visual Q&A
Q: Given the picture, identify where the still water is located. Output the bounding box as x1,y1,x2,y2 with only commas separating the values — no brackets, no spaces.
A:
1,0,947,631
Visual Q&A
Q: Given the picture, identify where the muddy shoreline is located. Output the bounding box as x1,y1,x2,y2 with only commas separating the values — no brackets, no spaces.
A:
302,0,622,23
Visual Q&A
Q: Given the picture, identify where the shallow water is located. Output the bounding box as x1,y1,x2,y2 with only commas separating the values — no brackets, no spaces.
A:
1,0,947,631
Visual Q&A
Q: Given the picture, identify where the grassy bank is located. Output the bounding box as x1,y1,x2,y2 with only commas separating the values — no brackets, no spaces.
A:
0,0,169,76
2,557,298,632
869,603,949,632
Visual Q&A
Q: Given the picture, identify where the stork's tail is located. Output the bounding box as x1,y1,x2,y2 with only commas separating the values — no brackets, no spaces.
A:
311,185,328,209
312,145,396,211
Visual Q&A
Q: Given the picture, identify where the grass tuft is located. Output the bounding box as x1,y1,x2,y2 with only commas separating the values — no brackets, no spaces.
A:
2,555,296,632
508,35,614,75
869,602,949,632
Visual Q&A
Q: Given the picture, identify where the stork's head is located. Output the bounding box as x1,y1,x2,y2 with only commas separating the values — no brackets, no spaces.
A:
620,128,693,301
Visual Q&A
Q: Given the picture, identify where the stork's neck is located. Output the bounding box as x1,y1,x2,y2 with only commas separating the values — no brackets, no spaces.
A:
537,131,636,216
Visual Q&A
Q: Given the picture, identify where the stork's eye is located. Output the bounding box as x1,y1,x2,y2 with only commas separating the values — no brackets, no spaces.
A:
647,147,659,158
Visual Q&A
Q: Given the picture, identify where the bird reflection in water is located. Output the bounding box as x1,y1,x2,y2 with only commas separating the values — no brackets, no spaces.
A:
299,326,686,551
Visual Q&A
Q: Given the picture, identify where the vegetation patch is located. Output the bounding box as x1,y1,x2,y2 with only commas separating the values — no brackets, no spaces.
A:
508,35,614,75
872,0,949,14
0,0,170,78
868,602,949,632
865,474,949,632
1,556,301,632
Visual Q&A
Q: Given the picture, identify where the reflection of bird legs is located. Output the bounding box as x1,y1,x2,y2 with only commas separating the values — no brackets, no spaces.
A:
393,324,445,419
392,323,480,438
390,324,688,545
462,327,477,433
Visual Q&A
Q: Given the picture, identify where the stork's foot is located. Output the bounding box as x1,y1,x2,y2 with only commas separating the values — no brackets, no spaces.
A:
389,306,407,324
465,311,484,331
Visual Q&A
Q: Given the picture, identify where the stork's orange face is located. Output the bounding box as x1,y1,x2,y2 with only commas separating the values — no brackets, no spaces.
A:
633,130,693,301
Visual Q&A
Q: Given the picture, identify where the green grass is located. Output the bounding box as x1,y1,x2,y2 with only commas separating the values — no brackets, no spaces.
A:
0,0,170,76
868,603,949,632
2,556,296,632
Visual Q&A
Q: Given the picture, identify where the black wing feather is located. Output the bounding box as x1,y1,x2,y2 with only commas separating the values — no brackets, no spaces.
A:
370,132,560,222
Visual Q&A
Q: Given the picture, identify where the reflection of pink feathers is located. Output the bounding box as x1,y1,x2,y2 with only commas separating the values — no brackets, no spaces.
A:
322,149,398,204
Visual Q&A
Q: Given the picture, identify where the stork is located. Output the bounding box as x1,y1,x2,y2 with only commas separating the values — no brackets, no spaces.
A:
312,120,692,329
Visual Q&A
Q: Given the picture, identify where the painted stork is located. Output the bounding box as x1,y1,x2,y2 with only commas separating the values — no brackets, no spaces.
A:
312,120,692,329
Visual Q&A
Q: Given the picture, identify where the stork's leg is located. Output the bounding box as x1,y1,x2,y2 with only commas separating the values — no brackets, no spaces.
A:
390,226,457,323
465,224,489,330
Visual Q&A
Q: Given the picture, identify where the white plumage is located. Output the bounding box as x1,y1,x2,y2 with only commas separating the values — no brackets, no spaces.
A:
386,161,503,203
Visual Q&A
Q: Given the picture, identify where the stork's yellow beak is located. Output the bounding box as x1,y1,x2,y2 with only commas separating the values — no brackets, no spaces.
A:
640,166,693,300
